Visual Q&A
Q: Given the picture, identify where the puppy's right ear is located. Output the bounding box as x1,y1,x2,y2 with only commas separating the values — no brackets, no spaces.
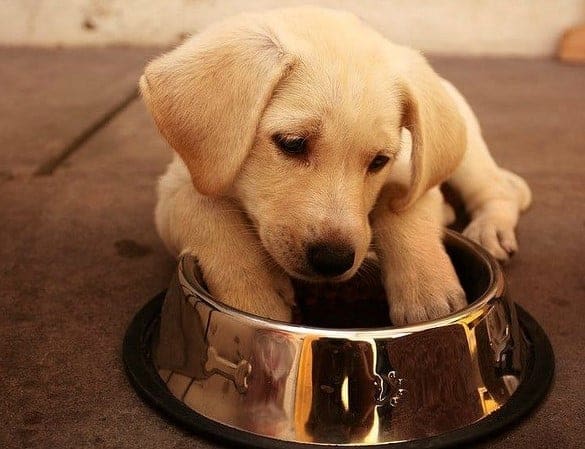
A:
140,15,296,196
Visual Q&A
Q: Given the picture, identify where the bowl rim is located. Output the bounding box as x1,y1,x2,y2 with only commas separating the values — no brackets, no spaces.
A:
178,229,505,337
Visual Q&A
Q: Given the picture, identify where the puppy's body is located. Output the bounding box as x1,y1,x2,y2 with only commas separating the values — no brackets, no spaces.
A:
144,7,531,324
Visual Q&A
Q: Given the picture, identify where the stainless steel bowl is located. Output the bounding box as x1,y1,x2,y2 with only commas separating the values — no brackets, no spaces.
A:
124,230,554,448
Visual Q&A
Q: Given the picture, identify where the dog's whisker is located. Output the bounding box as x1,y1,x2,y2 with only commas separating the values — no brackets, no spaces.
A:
258,257,281,273
355,260,380,290
223,226,260,235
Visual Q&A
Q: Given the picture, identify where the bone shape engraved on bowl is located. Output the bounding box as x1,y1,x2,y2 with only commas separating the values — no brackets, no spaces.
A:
374,370,406,407
204,346,252,393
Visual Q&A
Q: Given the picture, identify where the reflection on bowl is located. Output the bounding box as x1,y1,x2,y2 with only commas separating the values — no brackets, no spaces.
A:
127,230,553,447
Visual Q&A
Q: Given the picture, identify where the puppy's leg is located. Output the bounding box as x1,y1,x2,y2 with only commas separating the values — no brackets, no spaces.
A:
372,187,467,325
442,80,532,261
156,161,294,321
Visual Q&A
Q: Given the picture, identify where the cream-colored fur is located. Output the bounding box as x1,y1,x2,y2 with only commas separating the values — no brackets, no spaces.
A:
141,6,531,325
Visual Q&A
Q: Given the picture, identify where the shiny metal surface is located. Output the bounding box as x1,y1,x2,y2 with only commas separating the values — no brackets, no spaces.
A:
153,231,527,445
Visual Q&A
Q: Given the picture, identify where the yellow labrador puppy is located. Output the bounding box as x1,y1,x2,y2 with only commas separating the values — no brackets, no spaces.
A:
140,7,531,324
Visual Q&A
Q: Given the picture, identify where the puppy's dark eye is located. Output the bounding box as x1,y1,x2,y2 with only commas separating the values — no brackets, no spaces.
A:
272,134,308,156
368,155,390,173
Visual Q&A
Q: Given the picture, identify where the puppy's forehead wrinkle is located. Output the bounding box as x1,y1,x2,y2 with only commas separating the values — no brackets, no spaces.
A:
263,113,323,137
264,57,403,149
254,25,287,55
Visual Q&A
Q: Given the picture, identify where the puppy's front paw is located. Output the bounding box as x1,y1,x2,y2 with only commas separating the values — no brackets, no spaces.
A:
385,256,467,326
203,262,295,322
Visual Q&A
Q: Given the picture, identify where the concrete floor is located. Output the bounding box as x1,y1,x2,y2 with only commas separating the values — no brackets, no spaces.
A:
1,48,583,449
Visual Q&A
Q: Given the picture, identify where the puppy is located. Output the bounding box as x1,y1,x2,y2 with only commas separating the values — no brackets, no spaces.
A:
140,7,531,325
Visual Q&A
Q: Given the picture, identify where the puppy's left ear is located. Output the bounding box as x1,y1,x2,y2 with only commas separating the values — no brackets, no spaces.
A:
140,15,296,196
392,50,467,210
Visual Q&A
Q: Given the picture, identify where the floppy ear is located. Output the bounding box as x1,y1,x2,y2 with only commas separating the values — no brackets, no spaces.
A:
392,51,467,211
140,16,296,196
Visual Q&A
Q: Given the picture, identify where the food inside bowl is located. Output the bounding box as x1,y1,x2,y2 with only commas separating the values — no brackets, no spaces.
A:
293,240,488,328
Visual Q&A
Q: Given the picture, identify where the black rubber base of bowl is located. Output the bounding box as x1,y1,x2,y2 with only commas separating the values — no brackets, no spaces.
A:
123,291,555,449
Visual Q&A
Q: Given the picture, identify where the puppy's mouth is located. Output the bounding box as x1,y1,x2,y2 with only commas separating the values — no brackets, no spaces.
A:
284,267,359,284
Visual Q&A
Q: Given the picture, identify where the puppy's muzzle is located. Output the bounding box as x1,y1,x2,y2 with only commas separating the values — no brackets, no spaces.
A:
307,242,355,277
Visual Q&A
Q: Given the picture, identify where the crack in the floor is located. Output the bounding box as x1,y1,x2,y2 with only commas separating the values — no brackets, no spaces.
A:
34,87,139,176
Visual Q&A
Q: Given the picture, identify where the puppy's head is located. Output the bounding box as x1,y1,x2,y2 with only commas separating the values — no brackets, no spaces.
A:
141,7,465,282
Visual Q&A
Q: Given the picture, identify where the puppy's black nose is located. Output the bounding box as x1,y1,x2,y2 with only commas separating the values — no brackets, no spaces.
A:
307,242,355,277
